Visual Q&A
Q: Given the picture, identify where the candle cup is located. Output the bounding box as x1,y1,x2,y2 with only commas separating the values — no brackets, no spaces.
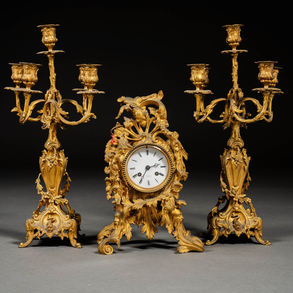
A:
188,64,210,90
255,61,277,88
20,62,42,89
77,64,101,90
222,24,243,50
37,24,59,51
269,66,281,88
9,63,23,87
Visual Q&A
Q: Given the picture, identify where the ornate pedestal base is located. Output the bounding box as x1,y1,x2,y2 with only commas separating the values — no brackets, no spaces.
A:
19,144,84,248
97,197,204,254
19,200,82,248
201,196,271,245
201,142,270,246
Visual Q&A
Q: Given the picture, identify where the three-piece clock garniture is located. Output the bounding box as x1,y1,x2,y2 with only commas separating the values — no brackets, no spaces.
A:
5,23,281,253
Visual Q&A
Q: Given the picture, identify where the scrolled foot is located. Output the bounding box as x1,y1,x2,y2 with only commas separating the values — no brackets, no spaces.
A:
254,229,271,245
97,222,115,244
68,229,82,248
19,240,33,248
175,224,205,253
205,229,220,245
98,238,120,255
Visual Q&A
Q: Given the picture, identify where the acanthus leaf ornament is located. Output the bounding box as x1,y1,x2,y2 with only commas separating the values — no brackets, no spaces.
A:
97,91,204,254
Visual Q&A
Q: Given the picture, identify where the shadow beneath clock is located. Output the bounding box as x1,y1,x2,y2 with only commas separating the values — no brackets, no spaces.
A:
120,239,178,252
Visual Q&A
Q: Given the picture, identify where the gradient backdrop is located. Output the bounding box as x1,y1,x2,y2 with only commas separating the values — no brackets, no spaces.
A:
0,3,292,293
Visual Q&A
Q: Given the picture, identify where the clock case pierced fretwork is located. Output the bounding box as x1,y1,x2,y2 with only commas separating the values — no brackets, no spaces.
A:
97,91,204,254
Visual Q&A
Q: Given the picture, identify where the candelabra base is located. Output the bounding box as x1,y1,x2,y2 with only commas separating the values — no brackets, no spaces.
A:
19,174,84,248
200,196,271,246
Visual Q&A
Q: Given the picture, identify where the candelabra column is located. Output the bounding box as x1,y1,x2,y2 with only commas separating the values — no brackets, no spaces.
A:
185,24,282,245
5,24,104,248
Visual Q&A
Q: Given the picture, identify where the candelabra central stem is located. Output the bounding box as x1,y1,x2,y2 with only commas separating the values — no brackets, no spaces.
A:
48,54,57,92
228,121,243,148
231,53,239,90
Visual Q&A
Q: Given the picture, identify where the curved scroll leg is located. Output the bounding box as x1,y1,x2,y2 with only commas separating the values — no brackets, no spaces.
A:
253,217,271,245
19,219,37,248
205,217,221,246
60,202,86,239
97,222,123,255
74,212,86,239
199,210,213,238
170,208,204,253
175,222,205,253
200,196,227,244
68,223,82,248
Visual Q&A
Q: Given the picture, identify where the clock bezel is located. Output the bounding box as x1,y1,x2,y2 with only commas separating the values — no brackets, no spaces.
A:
123,143,174,193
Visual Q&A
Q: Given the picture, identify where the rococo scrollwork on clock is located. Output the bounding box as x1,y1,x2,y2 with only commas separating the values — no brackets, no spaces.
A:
97,90,204,254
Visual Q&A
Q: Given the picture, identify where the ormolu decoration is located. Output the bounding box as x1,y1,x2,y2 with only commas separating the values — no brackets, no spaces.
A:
97,91,204,254
5,24,104,248
185,24,282,245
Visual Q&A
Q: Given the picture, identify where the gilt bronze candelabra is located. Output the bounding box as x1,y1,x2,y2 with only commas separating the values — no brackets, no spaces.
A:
185,24,282,245
5,24,104,248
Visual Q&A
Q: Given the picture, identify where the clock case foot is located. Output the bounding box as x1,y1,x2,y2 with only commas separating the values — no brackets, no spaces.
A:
98,91,204,254
97,200,204,254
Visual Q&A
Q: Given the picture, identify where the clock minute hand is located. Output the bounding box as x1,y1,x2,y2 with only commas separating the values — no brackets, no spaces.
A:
150,163,160,168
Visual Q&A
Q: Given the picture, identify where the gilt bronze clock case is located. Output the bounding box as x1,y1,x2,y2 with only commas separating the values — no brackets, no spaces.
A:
97,90,204,254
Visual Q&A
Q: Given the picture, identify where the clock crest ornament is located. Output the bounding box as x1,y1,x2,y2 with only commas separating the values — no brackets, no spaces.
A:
97,90,204,254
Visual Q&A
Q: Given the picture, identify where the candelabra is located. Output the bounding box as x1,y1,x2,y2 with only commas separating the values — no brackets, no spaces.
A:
185,24,282,245
5,24,104,248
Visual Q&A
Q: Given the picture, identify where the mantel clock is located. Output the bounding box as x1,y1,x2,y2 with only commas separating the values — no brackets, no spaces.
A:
97,91,204,254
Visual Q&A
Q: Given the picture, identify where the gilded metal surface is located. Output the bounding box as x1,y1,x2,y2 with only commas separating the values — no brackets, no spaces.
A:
97,91,204,254
185,24,283,245
5,24,104,248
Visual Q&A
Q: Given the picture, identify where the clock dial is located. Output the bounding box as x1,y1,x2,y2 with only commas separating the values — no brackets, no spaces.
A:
124,144,172,193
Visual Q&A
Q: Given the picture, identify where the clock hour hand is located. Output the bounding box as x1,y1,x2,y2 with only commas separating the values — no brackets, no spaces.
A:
139,163,160,184
139,167,149,184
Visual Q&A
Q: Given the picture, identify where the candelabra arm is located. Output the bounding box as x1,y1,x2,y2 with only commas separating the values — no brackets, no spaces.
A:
197,97,227,123
232,91,272,124
25,99,46,122
11,91,22,116
57,93,97,126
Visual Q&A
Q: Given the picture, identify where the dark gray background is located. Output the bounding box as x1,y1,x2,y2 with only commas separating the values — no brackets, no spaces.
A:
0,2,292,293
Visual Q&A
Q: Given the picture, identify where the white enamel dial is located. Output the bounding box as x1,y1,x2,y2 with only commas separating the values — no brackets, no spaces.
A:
124,144,172,193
